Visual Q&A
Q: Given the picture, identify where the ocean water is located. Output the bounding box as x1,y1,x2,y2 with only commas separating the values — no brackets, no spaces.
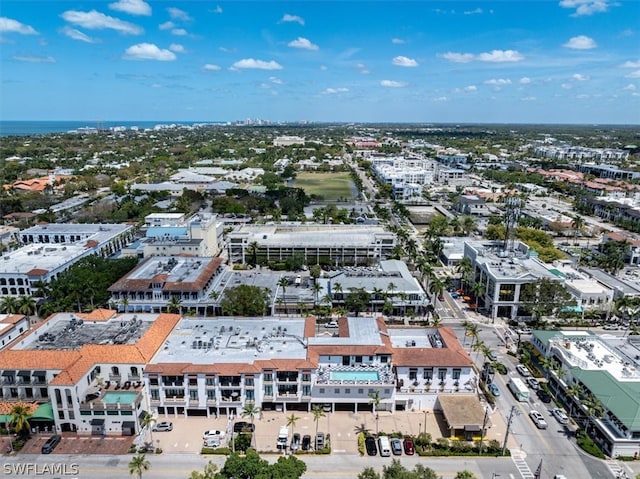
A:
0,120,222,137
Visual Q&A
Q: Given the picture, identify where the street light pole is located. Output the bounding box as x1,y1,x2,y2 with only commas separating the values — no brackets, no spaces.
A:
502,405,518,456
423,410,427,435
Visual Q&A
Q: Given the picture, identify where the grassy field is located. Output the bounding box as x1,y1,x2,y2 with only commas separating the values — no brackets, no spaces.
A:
293,172,356,200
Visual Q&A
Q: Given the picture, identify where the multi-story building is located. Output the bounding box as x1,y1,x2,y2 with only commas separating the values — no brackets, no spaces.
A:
1,223,134,297
227,224,396,267
0,311,179,436
108,256,224,314
530,330,640,457
0,313,29,351
144,316,475,418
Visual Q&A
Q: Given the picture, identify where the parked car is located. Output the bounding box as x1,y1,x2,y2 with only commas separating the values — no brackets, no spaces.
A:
233,421,255,433
365,436,377,456
301,434,311,451
203,436,221,448
326,321,339,328
152,421,173,432
516,364,531,377
315,432,325,450
41,434,62,454
551,408,569,425
322,403,332,412
529,410,548,429
488,383,500,397
402,437,415,455
390,437,403,456
488,351,498,361
527,377,540,390
203,430,226,440
290,433,301,453
536,389,552,403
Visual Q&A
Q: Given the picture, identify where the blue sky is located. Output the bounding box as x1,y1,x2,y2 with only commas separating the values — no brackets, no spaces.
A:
1,1,639,124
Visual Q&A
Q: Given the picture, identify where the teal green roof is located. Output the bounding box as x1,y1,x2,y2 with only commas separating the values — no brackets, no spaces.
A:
32,402,54,421
570,368,640,431
531,330,595,348
549,268,566,278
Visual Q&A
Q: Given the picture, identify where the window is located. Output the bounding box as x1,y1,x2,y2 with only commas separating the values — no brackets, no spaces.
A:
206,390,215,400
302,373,311,382
121,411,133,416
345,388,351,394
150,389,159,400
245,377,254,387
107,410,118,416
264,385,273,396
384,389,390,394
264,373,273,382
358,388,364,394
452,368,461,380
334,388,340,394
302,385,311,396
189,390,198,400
245,390,254,401
409,368,417,380
423,368,433,380
319,388,325,394
205,377,214,386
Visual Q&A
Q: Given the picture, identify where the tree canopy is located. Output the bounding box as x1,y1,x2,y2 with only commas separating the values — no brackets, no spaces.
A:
221,285,269,316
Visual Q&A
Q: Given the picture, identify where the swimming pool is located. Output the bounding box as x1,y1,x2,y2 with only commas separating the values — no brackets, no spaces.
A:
102,391,138,404
330,370,380,382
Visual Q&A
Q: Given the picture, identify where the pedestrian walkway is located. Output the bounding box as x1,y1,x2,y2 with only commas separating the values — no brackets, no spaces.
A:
606,459,631,478
511,449,535,479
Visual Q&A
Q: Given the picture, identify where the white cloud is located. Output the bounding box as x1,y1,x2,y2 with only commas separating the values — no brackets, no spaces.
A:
169,43,185,53
159,21,174,30
441,52,474,63
392,55,418,67
213,5,223,14
621,60,640,68
576,94,590,99
13,55,55,63
109,0,151,16
288,37,318,50
563,35,597,49
572,73,589,81
203,63,221,71
622,83,636,91
464,85,477,92
0,17,38,35
561,83,573,89
391,38,405,44
520,77,532,84
61,26,98,43
380,80,407,88
319,65,327,71
559,0,611,16
281,14,304,25
167,7,191,21
433,96,448,102
625,70,640,78
464,8,483,15
477,50,524,62
521,96,536,101
323,87,349,94
123,42,176,61
484,78,512,85
269,76,283,84
171,28,187,36
61,10,142,35
232,58,283,70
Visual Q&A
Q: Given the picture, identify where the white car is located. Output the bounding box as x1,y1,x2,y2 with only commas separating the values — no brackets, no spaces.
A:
516,364,531,377
551,408,569,425
203,436,221,447
152,421,173,432
203,430,226,440
529,410,548,430
326,321,339,328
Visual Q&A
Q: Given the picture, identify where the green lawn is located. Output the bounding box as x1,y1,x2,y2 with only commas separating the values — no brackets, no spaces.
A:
293,172,356,200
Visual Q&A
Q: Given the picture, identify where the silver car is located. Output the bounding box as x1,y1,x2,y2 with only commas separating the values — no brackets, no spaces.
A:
529,410,548,429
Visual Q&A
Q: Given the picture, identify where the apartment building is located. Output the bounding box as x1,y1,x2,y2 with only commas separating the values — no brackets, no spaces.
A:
144,316,475,418
0,311,179,436
0,314,29,351
1,223,134,298
530,330,640,457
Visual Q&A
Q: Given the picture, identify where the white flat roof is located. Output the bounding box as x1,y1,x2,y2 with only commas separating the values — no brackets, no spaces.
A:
0,243,88,275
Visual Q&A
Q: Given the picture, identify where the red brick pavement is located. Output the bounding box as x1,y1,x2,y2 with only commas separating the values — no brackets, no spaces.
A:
8,434,135,455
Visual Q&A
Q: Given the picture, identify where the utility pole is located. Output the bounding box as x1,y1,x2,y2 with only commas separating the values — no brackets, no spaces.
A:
478,406,490,455
502,405,518,456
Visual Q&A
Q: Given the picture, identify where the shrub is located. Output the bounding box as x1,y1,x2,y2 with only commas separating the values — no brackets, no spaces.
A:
357,433,365,456
201,447,231,455
576,431,605,459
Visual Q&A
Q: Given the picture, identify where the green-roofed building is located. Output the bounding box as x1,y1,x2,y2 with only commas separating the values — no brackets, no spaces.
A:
530,329,640,457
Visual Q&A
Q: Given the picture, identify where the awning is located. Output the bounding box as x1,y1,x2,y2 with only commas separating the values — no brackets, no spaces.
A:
32,371,46,376
437,395,490,431
17,370,31,377
122,421,136,429
138,410,149,420
1,370,14,376
464,425,481,432
90,418,105,426
31,402,54,421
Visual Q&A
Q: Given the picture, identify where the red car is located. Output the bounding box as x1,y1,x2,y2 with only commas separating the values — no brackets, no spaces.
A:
403,437,415,455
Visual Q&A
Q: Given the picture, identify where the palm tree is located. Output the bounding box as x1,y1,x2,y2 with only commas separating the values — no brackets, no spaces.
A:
9,404,32,439
471,282,483,311
369,391,381,434
461,215,477,236
519,348,531,365
311,282,322,308
129,454,150,479
140,413,156,444
167,296,182,314
540,357,555,380
463,322,479,348
311,405,326,438
17,295,37,317
247,241,259,266
286,413,300,441
472,340,486,362
565,383,583,418
571,214,585,244
120,296,130,313
241,401,261,426
430,314,442,328
428,276,445,303
456,258,473,292
0,296,18,314
332,282,343,301
386,282,397,300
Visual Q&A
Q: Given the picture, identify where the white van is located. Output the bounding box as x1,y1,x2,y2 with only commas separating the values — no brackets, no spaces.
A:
203,436,221,448
377,435,391,457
